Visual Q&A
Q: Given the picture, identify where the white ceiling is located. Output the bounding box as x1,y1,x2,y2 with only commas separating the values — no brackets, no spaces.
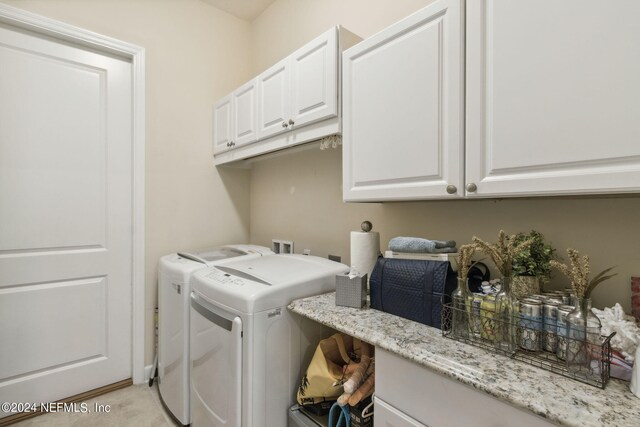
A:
200,0,276,21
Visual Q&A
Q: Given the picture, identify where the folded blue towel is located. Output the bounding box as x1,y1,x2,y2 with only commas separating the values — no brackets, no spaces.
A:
389,236,457,254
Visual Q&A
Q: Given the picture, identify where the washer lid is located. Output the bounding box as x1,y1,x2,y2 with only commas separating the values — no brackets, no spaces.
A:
192,254,349,313
178,247,247,265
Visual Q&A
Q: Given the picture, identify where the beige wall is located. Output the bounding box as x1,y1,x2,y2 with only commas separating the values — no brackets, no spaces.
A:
251,0,436,74
2,0,254,364
249,0,640,312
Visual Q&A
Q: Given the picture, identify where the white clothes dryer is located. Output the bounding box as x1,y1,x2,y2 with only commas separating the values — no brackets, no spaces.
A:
189,254,348,427
158,245,273,426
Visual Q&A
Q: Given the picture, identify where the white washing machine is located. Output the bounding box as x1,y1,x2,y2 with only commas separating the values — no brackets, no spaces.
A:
158,245,273,426
189,254,348,427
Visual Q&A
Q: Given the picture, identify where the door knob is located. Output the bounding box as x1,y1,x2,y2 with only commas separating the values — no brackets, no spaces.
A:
281,122,288,128
446,185,457,194
466,183,478,193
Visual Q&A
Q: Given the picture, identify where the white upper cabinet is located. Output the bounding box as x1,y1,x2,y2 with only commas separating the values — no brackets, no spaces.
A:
466,0,640,197
232,78,258,147
290,28,338,128
213,79,258,154
257,58,291,140
344,0,640,201
215,26,360,166
258,29,338,139
213,94,233,153
342,0,464,201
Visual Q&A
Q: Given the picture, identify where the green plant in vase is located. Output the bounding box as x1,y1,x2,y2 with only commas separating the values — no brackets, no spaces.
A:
550,249,616,372
473,230,534,352
512,230,555,299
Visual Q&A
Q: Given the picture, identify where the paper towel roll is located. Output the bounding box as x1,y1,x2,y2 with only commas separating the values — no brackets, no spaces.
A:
350,231,380,279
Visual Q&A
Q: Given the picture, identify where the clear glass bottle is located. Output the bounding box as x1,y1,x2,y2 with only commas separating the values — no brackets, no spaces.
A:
494,276,519,353
566,298,602,372
451,277,470,339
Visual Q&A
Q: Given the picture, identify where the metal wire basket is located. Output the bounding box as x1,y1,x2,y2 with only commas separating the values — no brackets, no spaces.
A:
441,298,615,388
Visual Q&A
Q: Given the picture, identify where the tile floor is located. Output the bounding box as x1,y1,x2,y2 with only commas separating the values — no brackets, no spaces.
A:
12,384,177,427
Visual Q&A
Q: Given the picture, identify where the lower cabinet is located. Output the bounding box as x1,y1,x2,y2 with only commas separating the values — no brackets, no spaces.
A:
376,348,556,427
375,398,428,427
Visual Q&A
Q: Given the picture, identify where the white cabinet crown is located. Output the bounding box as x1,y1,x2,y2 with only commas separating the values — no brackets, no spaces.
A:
214,26,361,166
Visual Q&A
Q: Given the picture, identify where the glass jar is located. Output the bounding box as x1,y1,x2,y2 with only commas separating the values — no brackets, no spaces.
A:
566,298,602,372
494,276,519,353
451,277,470,339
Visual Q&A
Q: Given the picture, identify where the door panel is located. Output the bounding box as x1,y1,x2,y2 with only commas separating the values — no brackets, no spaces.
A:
257,58,290,140
213,95,233,153
465,0,640,197
0,278,107,380
291,28,338,127
342,0,464,201
0,22,132,414
233,78,258,147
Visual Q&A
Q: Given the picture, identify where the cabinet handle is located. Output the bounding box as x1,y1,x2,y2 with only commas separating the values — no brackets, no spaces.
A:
466,183,478,193
288,119,295,126
231,141,235,147
226,142,230,147
446,185,457,194
281,121,289,128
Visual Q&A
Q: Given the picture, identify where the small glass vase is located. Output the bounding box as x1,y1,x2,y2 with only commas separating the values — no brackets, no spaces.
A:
566,298,602,372
495,276,519,353
451,277,470,339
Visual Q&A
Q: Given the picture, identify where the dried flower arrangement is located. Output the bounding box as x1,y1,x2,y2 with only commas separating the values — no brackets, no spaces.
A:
472,230,534,277
550,248,617,298
454,244,477,280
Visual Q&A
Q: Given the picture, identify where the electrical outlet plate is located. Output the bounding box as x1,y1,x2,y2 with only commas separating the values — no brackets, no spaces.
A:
272,239,294,254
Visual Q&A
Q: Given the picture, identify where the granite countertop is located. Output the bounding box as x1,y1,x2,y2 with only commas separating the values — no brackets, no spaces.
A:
288,292,639,427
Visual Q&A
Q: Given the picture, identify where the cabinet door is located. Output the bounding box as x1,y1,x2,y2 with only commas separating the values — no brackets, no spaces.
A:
375,398,428,427
342,0,464,201
290,27,338,128
465,0,640,197
232,78,258,147
213,94,233,154
257,58,291,140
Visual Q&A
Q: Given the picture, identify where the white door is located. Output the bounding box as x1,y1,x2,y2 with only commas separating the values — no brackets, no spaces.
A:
257,58,291,140
342,0,464,202
0,22,133,414
232,78,258,147
290,27,338,128
465,0,640,197
213,94,233,153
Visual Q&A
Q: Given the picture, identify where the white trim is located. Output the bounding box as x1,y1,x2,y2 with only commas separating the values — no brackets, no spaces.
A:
0,3,146,384
144,364,154,383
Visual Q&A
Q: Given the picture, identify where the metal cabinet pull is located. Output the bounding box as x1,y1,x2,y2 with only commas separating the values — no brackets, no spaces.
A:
466,183,478,193
446,185,457,194
281,121,288,128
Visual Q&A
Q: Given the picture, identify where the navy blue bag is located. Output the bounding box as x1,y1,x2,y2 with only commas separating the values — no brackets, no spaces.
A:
369,257,457,329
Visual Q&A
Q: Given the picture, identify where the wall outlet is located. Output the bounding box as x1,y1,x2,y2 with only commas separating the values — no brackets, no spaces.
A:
272,239,294,254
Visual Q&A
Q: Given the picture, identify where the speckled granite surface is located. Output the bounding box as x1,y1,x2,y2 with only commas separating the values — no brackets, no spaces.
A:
288,292,639,427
